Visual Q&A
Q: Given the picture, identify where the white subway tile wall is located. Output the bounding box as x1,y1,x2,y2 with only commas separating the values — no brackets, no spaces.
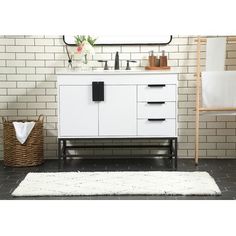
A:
0,35,236,159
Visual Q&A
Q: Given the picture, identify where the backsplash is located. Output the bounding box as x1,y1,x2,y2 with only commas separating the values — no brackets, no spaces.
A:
0,35,236,159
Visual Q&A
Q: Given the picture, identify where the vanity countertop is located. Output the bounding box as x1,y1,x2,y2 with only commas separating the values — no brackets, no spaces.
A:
56,69,177,75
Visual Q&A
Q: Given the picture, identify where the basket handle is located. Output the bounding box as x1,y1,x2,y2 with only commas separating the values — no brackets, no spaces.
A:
2,117,7,123
38,114,44,123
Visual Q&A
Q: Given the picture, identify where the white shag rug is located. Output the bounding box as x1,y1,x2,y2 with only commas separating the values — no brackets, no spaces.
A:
12,171,221,197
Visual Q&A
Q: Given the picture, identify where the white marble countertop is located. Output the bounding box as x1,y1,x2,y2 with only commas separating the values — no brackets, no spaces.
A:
56,68,177,75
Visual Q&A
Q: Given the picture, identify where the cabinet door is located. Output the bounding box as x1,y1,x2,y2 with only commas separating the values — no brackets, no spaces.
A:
59,86,98,137
99,85,136,136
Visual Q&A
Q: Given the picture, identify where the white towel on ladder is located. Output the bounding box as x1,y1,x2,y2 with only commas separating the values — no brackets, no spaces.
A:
206,38,226,71
202,71,236,115
13,122,35,144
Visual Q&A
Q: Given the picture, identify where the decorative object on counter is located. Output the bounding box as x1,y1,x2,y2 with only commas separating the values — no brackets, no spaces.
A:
160,50,168,67
65,45,73,68
145,50,170,70
145,66,170,70
148,50,157,67
75,35,97,64
2,115,44,167
114,51,120,70
156,57,160,67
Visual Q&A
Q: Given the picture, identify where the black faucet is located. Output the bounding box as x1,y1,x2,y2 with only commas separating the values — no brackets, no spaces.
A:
114,52,120,70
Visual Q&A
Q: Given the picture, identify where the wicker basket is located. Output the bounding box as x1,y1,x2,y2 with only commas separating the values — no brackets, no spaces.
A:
2,115,44,167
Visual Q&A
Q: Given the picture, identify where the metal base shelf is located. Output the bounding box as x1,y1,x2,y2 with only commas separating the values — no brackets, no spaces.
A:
58,137,178,169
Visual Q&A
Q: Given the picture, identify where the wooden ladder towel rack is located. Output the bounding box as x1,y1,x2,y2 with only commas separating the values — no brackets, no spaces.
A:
195,36,236,165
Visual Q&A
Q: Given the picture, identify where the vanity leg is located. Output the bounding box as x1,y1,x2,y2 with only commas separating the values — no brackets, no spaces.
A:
58,139,62,168
169,139,173,159
174,138,178,169
62,140,66,161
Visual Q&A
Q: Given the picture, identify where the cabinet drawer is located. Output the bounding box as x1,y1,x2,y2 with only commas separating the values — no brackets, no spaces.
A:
138,84,176,101
138,102,176,118
138,119,176,136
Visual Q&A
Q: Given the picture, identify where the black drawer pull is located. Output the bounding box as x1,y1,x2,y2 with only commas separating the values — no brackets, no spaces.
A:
148,84,166,87
148,119,166,122
147,102,165,104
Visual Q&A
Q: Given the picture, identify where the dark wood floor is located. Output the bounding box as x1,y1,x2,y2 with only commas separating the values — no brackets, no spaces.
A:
0,158,236,200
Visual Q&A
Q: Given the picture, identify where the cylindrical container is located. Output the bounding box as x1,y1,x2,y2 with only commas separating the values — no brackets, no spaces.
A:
160,50,168,67
149,56,157,67
148,50,157,67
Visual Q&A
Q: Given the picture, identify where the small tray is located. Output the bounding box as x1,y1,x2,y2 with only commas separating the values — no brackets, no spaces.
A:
145,66,171,70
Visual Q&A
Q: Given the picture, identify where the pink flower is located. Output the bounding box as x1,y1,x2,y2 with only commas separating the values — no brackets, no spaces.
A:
77,46,83,54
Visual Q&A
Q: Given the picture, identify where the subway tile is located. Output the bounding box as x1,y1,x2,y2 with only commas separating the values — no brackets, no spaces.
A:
0,95,17,102
0,110,17,116
45,46,64,53
36,82,55,88
15,38,34,45
0,38,15,45
37,95,55,102
35,53,54,60
17,82,35,88
18,96,36,102
36,67,54,74
171,37,189,45
103,46,122,53
8,103,27,109
217,129,235,136
6,46,25,52
27,88,45,95
0,60,5,66
18,110,37,116
8,88,27,95
6,60,25,67
26,46,44,53
16,53,35,60
27,103,46,109
17,67,35,74
0,67,16,74
0,53,15,59
26,60,45,67
45,60,64,67
0,46,5,52
27,74,45,81
7,74,26,81
217,143,235,150
35,39,54,45
0,89,6,95
121,45,140,52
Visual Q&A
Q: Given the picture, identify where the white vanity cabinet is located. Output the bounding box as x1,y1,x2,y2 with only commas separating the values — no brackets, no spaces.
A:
59,85,99,136
57,71,178,167
98,85,137,136
57,71,178,138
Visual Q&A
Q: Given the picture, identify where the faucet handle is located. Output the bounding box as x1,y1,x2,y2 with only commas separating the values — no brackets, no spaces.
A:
98,60,109,70
126,60,137,70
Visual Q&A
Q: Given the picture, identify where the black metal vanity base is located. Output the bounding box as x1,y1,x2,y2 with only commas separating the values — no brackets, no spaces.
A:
58,137,178,169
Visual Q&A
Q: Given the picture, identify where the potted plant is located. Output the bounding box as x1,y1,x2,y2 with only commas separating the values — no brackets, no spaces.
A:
75,35,97,64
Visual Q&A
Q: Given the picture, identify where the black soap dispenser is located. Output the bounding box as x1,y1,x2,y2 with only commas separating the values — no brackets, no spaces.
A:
114,52,120,70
